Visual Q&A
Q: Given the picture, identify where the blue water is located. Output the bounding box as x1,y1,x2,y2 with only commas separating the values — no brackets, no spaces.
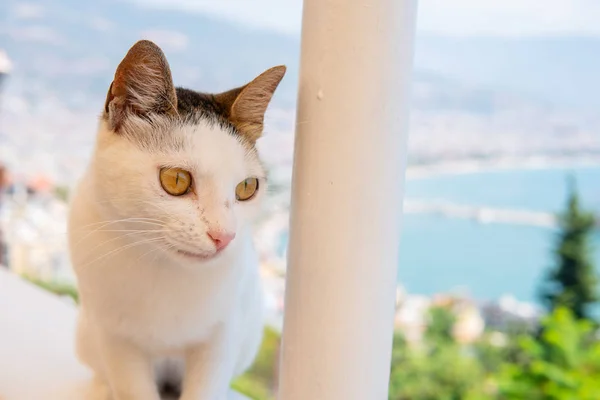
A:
278,166,600,304
399,166,600,304
406,166,600,213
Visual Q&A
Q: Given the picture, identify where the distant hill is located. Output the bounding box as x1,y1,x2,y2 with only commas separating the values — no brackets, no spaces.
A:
0,0,300,108
415,35,600,112
0,0,598,182
3,0,600,110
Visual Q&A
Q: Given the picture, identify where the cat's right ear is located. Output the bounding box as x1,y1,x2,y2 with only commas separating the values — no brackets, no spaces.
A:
104,40,178,132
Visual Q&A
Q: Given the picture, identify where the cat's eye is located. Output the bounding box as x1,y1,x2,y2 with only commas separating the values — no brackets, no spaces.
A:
235,178,259,201
159,167,192,196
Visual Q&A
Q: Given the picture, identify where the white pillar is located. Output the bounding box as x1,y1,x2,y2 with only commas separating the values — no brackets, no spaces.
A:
277,1,417,399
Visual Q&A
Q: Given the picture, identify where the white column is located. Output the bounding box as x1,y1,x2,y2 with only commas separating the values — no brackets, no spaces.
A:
277,1,417,399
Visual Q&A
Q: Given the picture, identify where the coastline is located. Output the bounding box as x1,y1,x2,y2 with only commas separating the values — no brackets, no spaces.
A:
405,155,600,180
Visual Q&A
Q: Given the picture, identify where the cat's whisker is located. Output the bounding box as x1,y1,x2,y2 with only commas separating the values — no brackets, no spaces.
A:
82,197,184,225
74,217,166,231
141,240,177,269
74,229,166,259
89,195,162,206
71,222,167,249
15,219,168,245
131,239,174,265
71,218,166,235
74,231,143,259
138,201,186,224
80,236,167,269
134,246,163,264
81,229,170,233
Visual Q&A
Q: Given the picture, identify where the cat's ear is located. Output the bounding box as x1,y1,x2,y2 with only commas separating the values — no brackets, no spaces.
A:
216,66,286,143
104,40,178,132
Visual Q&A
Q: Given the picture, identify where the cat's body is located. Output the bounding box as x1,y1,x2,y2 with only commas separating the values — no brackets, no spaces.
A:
68,40,285,400
70,181,263,388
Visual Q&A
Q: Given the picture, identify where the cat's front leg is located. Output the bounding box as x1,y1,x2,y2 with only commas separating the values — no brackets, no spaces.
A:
98,332,160,400
180,325,237,400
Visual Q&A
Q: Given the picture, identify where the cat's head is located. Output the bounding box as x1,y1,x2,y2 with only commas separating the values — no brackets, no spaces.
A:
92,40,285,264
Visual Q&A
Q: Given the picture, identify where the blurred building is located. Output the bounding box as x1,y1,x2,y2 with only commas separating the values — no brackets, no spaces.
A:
0,50,9,266
480,295,541,332
0,49,10,94
431,294,485,344
394,293,431,344
0,165,7,266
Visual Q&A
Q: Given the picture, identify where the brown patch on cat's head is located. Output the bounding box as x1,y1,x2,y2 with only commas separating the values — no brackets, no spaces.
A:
175,66,286,146
104,40,178,132
103,40,285,149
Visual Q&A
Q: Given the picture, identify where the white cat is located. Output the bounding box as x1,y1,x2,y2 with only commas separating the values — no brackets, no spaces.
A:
67,40,285,400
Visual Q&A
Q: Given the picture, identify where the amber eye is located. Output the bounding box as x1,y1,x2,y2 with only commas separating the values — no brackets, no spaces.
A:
235,177,259,201
159,167,192,196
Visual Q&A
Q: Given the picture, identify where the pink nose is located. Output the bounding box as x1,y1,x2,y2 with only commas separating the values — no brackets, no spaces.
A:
207,230,236,251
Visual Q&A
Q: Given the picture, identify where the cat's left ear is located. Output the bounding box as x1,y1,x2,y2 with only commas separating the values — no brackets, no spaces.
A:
104,40,178,132
216,66,286,143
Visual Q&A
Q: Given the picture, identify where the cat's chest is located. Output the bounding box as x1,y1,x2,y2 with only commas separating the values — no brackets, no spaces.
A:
82,258,242,350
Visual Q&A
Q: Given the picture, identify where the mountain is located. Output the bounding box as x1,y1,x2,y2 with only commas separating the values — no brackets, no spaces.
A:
0,0,598,183
0,0,300,107
415,35,600,112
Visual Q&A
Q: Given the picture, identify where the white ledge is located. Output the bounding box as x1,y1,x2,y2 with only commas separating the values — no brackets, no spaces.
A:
0,268,247,399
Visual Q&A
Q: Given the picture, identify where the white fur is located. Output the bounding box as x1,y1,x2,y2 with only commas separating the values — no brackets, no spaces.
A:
68,118,267,400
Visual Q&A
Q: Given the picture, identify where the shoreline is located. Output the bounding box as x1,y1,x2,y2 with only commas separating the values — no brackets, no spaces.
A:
405,155,600,180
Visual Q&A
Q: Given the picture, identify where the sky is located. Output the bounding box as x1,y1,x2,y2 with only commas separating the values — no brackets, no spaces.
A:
128,0,600,37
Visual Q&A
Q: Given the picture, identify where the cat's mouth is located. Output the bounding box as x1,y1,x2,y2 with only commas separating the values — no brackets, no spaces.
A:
173,248,216,261
162,239,226,262
162,242,227,262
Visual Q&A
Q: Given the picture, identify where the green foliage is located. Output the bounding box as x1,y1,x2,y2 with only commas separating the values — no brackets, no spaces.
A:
22,274,79,303
472,333,510,375
54,185,70,203
389,335,489,400
425,306,456,345
497,307,600,400
389,309,491,400
540,177,598,320
390,307,600,400
232,375,273,400
232,326,281,400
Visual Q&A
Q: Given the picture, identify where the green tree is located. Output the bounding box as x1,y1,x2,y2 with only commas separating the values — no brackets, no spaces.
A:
389,307,490,400
425,306,456,346
389,340,488,400
540,177,598,320
497,307,600,400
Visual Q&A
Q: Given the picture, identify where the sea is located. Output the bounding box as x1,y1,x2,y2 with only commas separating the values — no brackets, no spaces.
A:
399,165,600,304
277,165,600,305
